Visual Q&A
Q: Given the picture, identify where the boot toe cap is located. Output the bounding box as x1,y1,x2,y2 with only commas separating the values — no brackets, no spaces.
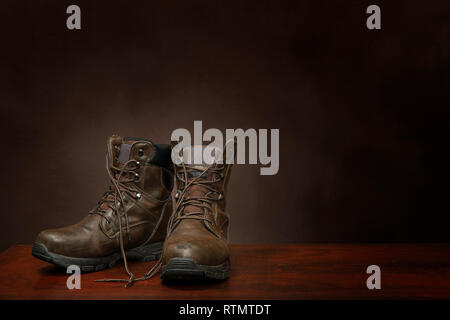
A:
163,237,229,267
35,229,68,254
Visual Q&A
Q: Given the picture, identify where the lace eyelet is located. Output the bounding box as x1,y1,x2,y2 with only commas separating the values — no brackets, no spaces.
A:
134,173,140,181
218,194,223,200
136,193,141,199
138,148,144,157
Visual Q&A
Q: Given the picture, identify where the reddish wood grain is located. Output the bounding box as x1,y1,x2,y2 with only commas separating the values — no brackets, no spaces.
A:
1,244,450,299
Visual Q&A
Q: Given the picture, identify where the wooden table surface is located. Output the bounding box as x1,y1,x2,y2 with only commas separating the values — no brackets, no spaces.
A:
1,244,450,299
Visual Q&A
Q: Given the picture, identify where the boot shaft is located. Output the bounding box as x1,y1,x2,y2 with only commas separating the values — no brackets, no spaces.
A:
108,135,173,199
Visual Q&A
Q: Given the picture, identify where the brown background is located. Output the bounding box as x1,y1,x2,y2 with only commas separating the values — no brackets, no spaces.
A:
1,0,449,252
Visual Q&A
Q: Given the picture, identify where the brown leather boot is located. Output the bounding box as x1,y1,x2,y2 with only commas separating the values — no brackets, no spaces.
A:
159,145,233,281
32,135,173,281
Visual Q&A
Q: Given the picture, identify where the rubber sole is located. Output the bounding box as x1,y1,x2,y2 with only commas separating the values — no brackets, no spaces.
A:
161,257,229,281
31,241,163,272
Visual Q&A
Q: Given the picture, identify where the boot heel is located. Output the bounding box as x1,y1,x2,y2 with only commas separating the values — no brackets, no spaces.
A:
125,241,163,261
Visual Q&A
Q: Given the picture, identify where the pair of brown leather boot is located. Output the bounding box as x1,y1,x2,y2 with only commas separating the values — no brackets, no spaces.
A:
32,135,232,287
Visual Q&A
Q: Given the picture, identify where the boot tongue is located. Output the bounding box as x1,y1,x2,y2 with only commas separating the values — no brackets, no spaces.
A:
182,146,215,180
117,142,133,164
178,145,220,214
183,182,210,214
187,169,210,179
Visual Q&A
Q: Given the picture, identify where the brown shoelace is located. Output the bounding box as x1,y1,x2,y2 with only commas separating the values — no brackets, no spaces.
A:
94,154,169,288
168,163,224,238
